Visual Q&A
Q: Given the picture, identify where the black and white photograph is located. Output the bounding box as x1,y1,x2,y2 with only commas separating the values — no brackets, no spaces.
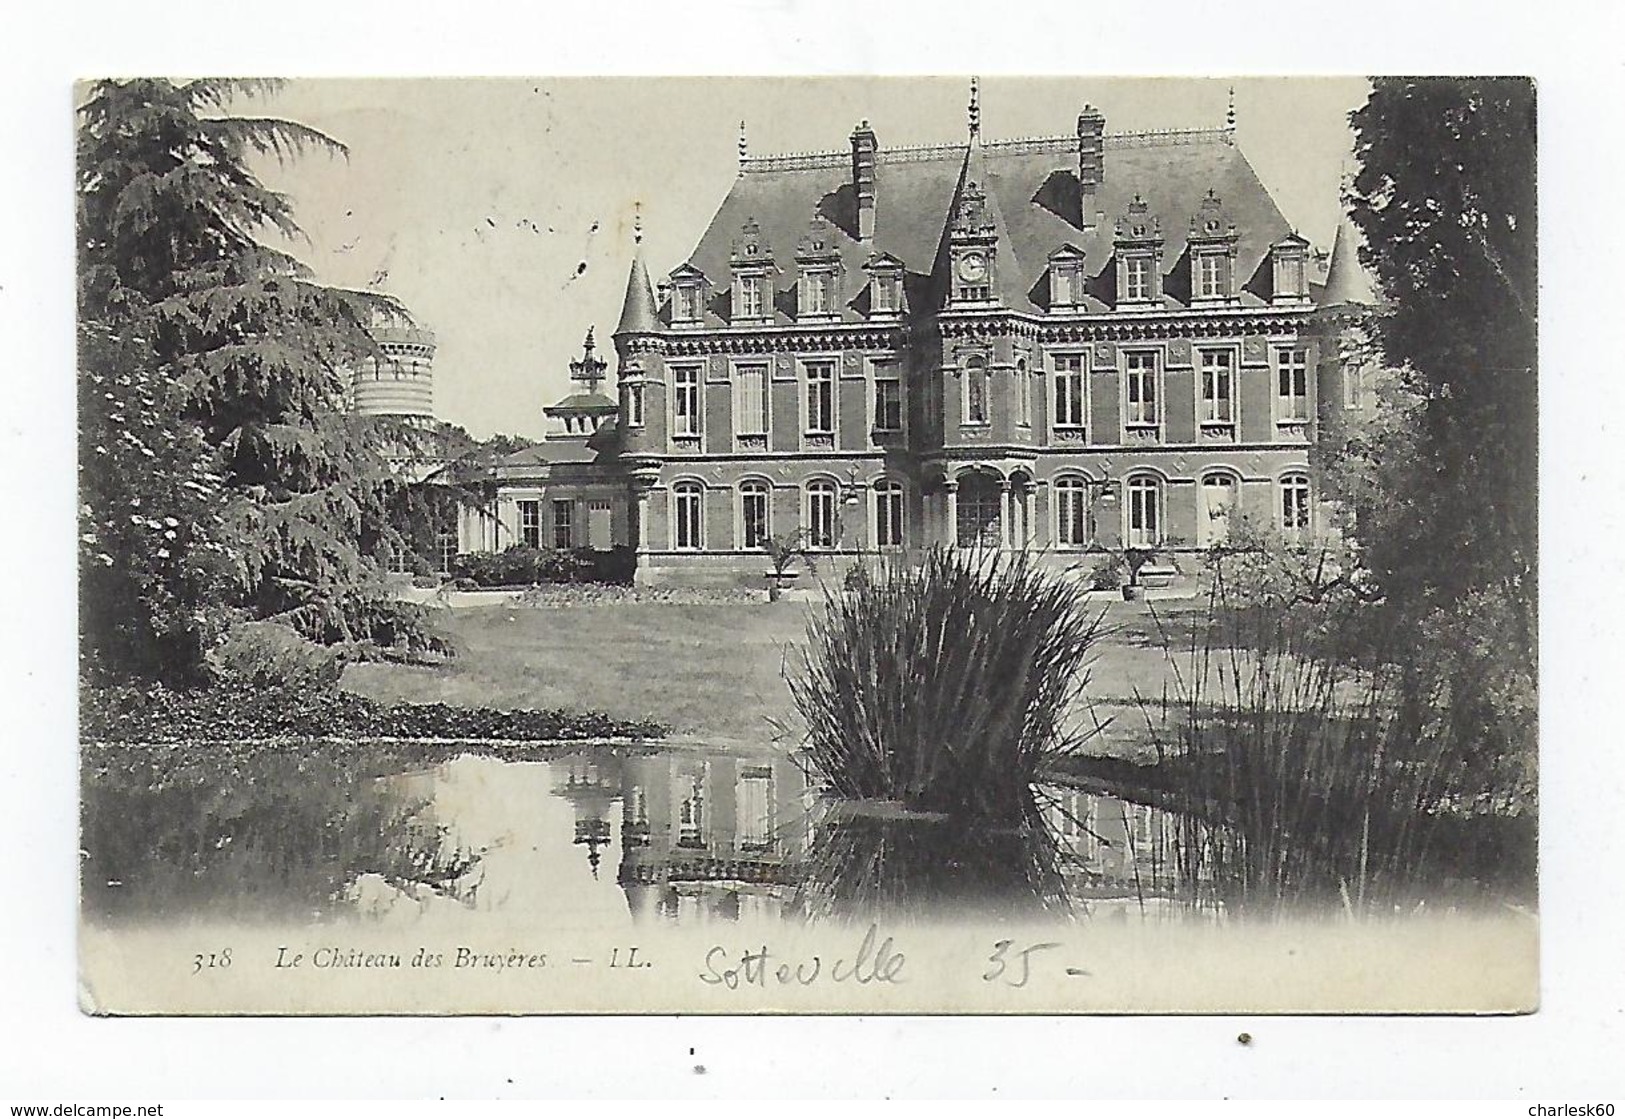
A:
66,72,1541,1016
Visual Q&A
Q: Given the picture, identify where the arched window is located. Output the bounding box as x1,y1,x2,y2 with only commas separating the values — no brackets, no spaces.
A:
1054,475,1091,548
955,473,1002,548
963,355,989,426
672,481,704,551
873,478,905,548
1199,472,1238,548
806,479,839,549
1280,472,1312,537
1125,474,1162,548
739,480,771,551
1016,357,1031,428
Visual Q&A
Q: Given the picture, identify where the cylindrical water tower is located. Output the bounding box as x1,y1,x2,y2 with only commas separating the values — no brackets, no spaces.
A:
351,320,436,421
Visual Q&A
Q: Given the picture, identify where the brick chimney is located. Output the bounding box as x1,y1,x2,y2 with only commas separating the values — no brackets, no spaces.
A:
1077,104,1105,229
851,120,879,242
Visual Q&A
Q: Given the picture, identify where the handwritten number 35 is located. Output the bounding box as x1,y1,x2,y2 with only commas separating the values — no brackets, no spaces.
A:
983,940,1060,987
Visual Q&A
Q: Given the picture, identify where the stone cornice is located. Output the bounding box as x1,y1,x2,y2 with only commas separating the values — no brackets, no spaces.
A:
631,323,909,358
936,304,1315,342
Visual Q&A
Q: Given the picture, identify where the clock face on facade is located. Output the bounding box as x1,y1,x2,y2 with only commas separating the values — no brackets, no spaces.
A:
957,252,988,282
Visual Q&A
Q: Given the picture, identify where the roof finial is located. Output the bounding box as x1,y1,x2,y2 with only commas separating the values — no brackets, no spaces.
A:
1226,86,1237,133
633,200,643,245
968,76,981,139
738,119,748,172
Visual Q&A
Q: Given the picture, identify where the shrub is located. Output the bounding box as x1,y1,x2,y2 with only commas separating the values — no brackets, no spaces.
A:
788,547,1107,822
1085,551,1125,591
205,621,344,692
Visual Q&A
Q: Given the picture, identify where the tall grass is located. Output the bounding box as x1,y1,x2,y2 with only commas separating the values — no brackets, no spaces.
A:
1142,551,1533,917
788,546,1106,822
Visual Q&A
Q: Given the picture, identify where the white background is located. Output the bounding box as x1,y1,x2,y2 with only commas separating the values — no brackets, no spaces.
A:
2,0,1621,1100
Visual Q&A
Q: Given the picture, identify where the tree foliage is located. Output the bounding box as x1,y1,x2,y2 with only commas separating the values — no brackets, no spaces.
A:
77,78,442,682
1345,78,1537,640
1332,78,1538,786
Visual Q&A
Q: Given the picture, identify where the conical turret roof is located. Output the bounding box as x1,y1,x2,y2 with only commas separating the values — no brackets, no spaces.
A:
1321,216,1376,308
614,230,659,336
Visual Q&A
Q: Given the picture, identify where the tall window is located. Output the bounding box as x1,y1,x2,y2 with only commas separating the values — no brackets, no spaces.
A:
624,382,644,428
1016,358,1031,427
806,479,839,548
736,766,775,850
963,356,988,425
739,481,770,550
552,499,574,550
673,482,704,550
873,479,905,548
1196,253,1226,299
804,361,835,434
1280,473,1312,537
1344,366,1366,410
734,363,768,436
1200,350,1235,425
1126,474,1161,548
1124,255,1152,302
676,766,706,848
873,364,902,432
1053,353,1087,429
1277,348,1309,422
519,499,541,548
737,275,764,319
673,366,701,436
1124,351,1160,427
1054,475,1091,547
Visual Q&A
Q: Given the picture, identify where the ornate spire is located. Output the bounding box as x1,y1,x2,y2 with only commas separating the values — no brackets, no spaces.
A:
967,76,981,139
569,326,608,390
633,200,643,244
1225,86,1237,136
738,120,748,174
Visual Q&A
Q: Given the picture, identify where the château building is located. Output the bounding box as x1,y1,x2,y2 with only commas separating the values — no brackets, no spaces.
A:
490,86,1374,584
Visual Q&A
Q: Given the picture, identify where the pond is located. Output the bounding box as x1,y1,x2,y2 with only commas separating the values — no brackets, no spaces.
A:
81,740,1198,931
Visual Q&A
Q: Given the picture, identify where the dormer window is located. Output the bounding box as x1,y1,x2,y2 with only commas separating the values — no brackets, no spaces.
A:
729,217,775,323
737,275,765,319
1187,189,1239,306
1270,233,1311,304
1048,245,1088,310
799,268,838,318
1195,252,1229,299
795,215,843,322
872,276,897,313
668,264,708,326
1114,195,1164,308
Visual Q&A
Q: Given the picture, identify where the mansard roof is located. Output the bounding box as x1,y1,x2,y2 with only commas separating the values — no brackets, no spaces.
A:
668,128,1295,322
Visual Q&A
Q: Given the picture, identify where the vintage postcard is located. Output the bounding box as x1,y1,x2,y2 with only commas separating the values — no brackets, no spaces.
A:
76,75,1537,1015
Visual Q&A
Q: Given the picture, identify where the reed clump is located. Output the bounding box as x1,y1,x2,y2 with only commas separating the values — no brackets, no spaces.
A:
788,547,1106,823
1144,544,1533,917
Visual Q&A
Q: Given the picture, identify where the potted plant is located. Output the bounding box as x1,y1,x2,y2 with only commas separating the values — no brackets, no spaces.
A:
1120,546,1157,601
763,529,818,602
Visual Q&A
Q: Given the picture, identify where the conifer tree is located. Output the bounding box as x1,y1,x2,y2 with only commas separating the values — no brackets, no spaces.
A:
77,78,437,682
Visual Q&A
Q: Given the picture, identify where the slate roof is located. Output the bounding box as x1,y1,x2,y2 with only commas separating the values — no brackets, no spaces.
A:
543,392,618,414
661,130,1299,323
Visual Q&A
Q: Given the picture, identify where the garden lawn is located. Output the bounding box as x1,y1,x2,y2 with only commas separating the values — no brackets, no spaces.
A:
341,597,1209,755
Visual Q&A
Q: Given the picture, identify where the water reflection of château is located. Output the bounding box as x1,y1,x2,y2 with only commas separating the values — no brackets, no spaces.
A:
547,746,1195,924
548,749,813,924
